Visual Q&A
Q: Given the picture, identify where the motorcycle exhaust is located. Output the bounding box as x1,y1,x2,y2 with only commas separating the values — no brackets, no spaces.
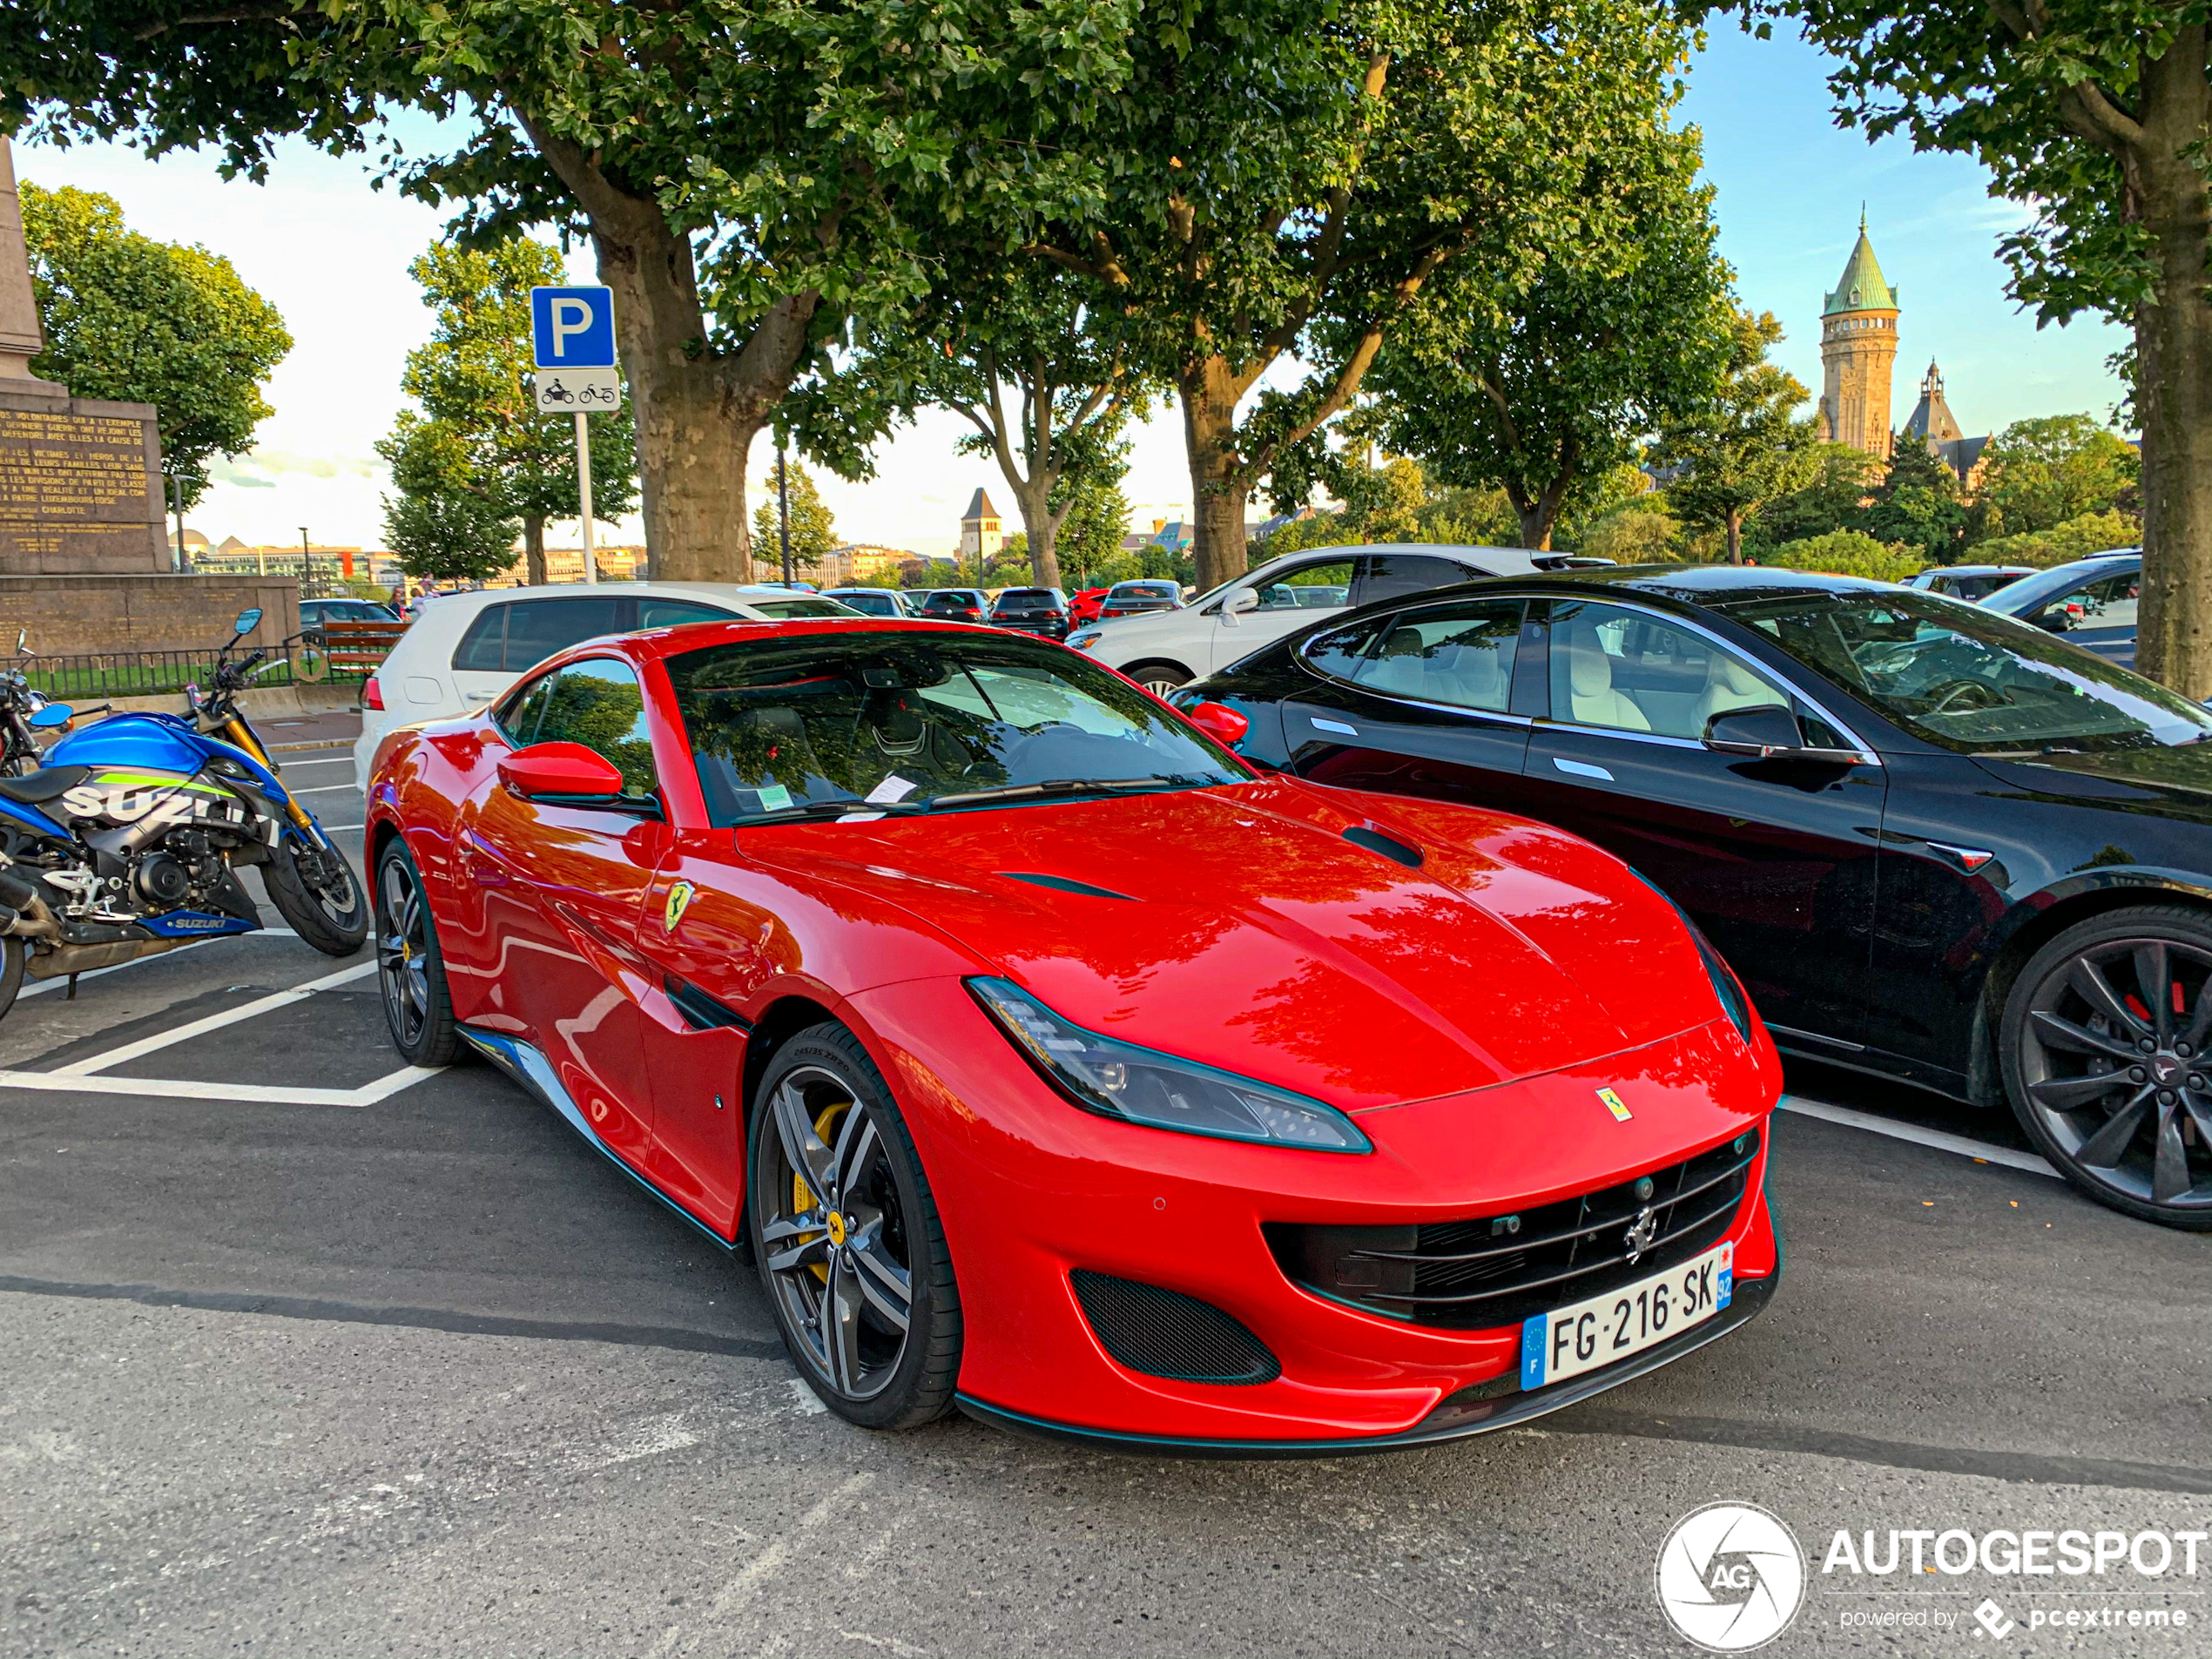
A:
24,939,182,979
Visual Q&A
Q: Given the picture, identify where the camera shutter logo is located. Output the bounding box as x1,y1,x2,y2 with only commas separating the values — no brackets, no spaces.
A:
1654,1501,1805,1652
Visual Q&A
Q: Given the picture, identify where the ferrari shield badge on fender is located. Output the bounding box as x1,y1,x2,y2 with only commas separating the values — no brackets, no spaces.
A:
663,880,696,934
1597,1087,1633,1122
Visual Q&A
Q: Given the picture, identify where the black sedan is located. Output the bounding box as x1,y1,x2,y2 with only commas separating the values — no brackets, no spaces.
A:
1178,564,2212,1229
989,586,1071,638
1983,550,2141,668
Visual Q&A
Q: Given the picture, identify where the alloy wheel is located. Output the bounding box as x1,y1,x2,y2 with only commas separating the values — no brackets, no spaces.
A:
757,1065,915,1400
2017,934,2212,1214
376,856,431,1049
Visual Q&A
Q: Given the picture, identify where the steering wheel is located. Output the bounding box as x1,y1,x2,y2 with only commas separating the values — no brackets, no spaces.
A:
1924,678,2006,717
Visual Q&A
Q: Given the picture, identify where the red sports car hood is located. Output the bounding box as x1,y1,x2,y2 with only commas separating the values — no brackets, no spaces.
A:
744,778,1728,1113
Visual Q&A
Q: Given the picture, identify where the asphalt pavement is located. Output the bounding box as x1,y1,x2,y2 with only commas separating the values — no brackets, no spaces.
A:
2,744,2206,1658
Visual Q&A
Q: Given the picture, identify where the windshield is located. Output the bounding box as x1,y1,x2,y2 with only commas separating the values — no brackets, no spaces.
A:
665,633,1251,824
1728,589,2212,753
995,591,1057,610
1982,559,2136,618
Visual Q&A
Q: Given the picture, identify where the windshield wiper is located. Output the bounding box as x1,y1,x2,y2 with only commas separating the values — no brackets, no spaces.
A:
927,776,1207,810
742,797,932,824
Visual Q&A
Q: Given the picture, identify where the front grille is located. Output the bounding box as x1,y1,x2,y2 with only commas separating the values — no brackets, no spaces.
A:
1070,1271,1282,1385
1264,1126,1759,1331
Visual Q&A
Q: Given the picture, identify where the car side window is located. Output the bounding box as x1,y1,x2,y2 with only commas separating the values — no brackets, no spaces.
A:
2074,570,2140,627
495,672,556,745
1350,600,1525,712
529,659,661,797
637,597,735,629
1251,560,1356,611
1352,554,1476,607
451,605,509,672
1549,601,1787,740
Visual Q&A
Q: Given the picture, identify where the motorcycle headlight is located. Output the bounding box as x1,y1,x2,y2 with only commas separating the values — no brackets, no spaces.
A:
967,976,1372,1153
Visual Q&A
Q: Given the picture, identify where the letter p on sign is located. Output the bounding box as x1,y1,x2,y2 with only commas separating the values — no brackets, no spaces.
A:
531,286,617,369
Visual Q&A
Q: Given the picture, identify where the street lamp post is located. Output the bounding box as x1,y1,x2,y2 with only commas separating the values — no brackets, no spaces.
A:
300,526,313,595
777,430,793,587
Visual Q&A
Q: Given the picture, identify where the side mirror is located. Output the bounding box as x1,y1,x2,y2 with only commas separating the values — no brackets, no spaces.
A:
1185,699,1251,747
233,607,263,638
498,741,626,801
1221,590,1258,626
1703,705,1804,758
29,702,74,730
13,629,25,656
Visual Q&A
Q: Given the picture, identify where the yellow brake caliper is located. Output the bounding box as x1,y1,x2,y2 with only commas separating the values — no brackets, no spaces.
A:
792,1100,850,1285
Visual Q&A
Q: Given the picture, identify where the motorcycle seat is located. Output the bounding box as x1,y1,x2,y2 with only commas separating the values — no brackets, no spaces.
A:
0,766,90,804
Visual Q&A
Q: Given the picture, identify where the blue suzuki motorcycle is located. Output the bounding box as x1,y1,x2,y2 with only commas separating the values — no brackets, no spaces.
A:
0,608,368,1016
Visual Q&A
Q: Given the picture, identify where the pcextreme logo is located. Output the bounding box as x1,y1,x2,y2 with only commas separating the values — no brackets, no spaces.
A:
1656,1501,1807,1652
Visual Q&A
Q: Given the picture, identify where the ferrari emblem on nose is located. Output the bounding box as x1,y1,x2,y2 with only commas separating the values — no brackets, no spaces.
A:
1597,1087,1633,1123
1623,1205,1658,1263
663,880,696,934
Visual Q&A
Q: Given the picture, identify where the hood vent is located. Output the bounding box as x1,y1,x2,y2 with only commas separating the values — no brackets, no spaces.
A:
1341,825,1423,869
997,871,1138,902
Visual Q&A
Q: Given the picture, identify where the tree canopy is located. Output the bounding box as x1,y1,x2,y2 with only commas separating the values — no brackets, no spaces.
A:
1649,309,1813,564
19,180,288,509
752,457,839,581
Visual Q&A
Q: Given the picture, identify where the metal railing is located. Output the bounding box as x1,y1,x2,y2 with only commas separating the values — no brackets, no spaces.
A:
23,637,394,701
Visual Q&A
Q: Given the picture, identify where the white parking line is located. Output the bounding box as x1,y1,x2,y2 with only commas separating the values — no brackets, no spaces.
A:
1779,1095,2060,1179
52,960,380,1076
0,1064,438,1108
291,783,361,794
17,928,300,997
279,755,354,766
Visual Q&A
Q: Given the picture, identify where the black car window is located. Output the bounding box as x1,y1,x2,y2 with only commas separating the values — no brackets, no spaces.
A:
452,597,633,674
1550,602,1787,739
1731,589,2212,753
994,590,1061,611
2065,569,2141,630
1348,599,1526,712
1250,561,1355,612
1299,616,1394,680
528,658,660,797
1352,554,1478,607
1984,558,2138,622
665,634,1246,824
921,592,977,614
833,591,899,617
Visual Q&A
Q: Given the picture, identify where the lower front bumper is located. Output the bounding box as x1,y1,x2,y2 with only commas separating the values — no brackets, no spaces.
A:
954,1262,1780,1459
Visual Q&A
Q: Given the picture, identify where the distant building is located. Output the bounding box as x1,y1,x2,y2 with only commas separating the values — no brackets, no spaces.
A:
835,543,920,583
1122,517,1193,554
1904,361,1992,489
959,489,1004,561
1817,213,1900,460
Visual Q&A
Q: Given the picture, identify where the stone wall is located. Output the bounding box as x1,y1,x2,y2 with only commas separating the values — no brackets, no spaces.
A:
0,572,300,658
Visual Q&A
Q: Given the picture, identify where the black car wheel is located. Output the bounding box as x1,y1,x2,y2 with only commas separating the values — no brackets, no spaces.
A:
748,1024,961,1427
374,840,462,1066
1123,659,1190,698
2002,905,2212,1229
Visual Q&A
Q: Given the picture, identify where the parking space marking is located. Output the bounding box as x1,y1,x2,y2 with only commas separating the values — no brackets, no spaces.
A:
0,1063,439,1108
17,929,300,998
290,783,361,794
1780,1095,2059,1178
51,961,380,1076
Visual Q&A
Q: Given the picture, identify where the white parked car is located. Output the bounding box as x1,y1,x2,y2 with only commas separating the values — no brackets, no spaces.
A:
353,582,862,788
1064,543,1592,696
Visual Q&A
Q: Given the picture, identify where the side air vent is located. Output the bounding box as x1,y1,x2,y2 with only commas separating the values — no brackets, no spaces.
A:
1070,1271,1281,1386
664,976,752,1033
1340,825,1423,869
997,872,1138,901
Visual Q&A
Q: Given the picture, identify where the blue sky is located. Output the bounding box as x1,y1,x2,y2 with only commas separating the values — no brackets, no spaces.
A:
14,22,2130,556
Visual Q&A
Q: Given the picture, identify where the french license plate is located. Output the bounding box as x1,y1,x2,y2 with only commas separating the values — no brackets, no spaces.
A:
1519,1242,1732,1389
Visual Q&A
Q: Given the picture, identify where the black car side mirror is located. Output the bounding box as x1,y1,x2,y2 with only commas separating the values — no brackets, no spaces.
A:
1703,705,1805,757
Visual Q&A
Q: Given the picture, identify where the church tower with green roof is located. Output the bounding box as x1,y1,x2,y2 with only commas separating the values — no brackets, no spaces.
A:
1817,213,1899,459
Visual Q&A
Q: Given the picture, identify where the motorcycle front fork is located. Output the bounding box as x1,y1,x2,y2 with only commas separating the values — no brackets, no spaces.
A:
210,714,321,840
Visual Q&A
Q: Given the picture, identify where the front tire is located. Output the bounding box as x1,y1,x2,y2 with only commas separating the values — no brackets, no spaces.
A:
1122,659,1192,698
264,833,369,955
748,1024,961,1428
2001,905,2212,1230
373,840,462,1066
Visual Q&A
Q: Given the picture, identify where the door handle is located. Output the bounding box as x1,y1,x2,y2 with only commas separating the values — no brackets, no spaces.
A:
1553,756,1614,782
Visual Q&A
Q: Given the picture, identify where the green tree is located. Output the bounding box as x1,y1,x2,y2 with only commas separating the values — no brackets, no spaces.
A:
1763,529,1919,582
1361,115,1735,550
1761,0,2211,692
18,181,288,510
1748,442,1884,553
1858,439,1969,563
751,460,838,580
1973,509,2141,569
1057,475,1133,590
380,237,637,585
1650,310,1815,564
1973,414,2141,540
7,0,1141,581
381,435,520,584
1023,0,1694,590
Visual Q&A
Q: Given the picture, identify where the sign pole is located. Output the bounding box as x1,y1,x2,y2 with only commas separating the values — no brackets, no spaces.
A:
777,432,793,587
575,410,597,585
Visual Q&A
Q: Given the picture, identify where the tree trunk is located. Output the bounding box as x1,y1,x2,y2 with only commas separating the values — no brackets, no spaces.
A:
523,513,547,586
1724,509,1743,565
1007,476,1063,589
517,112,818,585
1182,356,1251,590
2130,35,2212,698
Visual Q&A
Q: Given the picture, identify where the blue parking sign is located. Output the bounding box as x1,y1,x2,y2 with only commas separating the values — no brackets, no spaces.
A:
530,286,617,368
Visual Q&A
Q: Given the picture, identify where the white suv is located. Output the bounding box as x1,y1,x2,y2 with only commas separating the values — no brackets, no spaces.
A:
352,582,860,788
1064,543,1577,695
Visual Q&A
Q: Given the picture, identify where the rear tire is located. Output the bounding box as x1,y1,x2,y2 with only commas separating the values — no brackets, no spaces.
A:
1123,659,1191,698
374,840,462,1066
265,834,369,955
748,1023,961,1429
2000,904,2212,1230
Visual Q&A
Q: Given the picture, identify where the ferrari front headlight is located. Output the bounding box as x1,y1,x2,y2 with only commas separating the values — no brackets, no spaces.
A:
968,976,1371,1153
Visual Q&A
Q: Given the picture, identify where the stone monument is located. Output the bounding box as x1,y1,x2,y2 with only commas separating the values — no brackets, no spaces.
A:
0,135,170,575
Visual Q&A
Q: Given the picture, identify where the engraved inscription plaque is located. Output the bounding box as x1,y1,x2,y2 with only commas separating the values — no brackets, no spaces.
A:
0,390,168,574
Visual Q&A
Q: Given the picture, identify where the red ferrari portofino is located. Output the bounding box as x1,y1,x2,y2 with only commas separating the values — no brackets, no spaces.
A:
367,618,1781,1451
